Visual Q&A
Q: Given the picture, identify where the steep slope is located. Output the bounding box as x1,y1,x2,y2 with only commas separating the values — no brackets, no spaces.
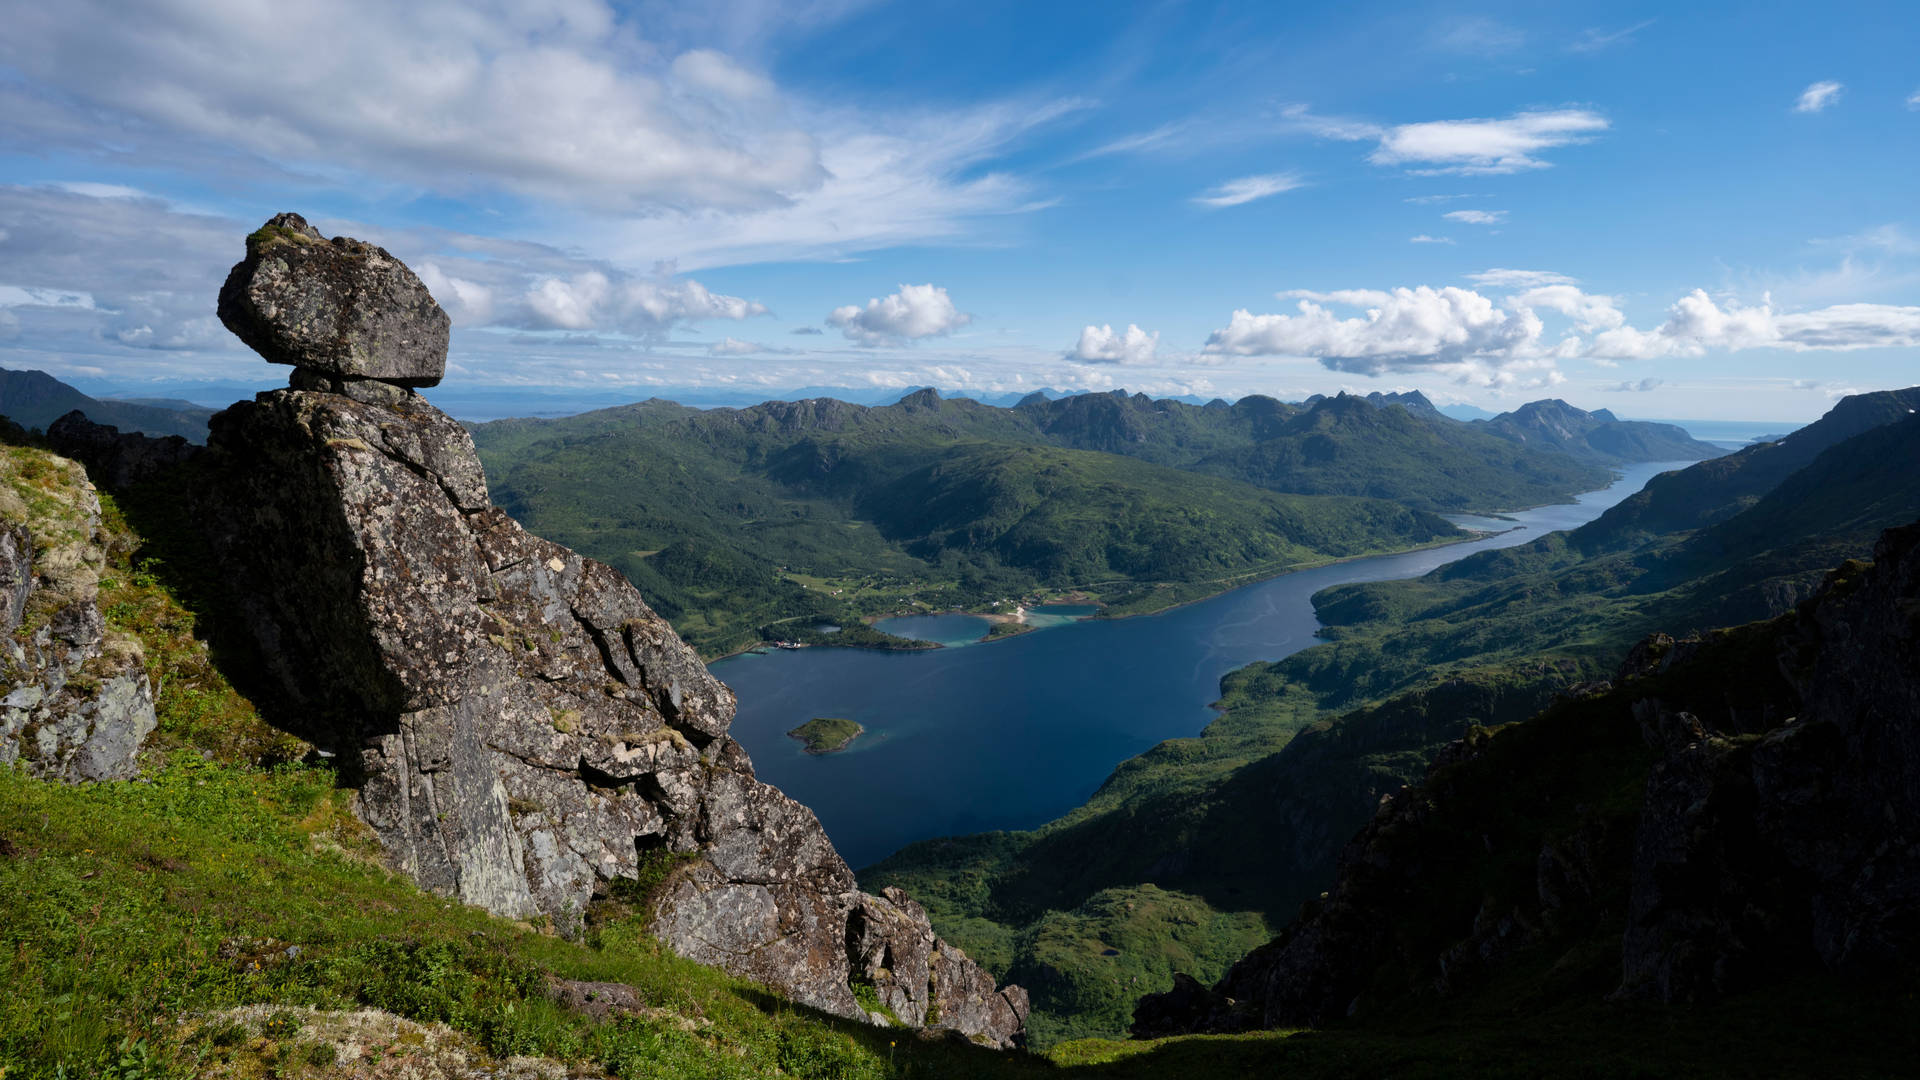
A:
0,365,214,442
866,388,1920,1046
1138,518,1920,1035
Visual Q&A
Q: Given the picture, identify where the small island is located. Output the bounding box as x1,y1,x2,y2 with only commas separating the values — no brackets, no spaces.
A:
787,717,865,755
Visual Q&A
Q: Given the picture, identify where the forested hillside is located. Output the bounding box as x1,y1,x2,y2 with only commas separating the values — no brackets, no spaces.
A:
866,387,1920,1046
471,387,1705,655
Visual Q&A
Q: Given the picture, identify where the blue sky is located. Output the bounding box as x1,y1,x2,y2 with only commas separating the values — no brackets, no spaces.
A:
1,0,1916,420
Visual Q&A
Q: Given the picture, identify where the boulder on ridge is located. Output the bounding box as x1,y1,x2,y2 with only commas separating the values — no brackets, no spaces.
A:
217,213,449,387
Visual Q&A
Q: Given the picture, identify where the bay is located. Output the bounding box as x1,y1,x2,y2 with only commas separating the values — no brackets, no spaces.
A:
710,460,1693,869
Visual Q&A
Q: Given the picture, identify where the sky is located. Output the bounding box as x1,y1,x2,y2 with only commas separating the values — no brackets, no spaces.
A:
1,0,1917,421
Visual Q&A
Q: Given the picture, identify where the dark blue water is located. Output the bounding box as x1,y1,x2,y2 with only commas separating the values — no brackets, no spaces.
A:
711,461,1690,868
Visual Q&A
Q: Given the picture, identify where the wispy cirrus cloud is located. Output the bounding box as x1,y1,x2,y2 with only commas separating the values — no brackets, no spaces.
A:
1370,109,1609,175
1568,19,1656,53
1444,209,1508,226
1192,172,1305,208
1794,81,1844,114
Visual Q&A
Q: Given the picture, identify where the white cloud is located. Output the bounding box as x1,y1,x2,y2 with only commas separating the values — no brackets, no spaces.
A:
1068,323,1158,365
0,284,97,310
1443,209,1507,226
1569,19,1657,53
525,271,764,332
1511,284,1625,332
1469,269,1576,289
1403,193,1478,204
828,283,969,344
1588,290,1920,358
1606,377,1663,392
0,1,1070,270
416,262,495,325
1370,109,1609,174
52,181,148,200
1908,89,1920,110
0,1,836,214
1203,286,1560,386
1203,275,1920,388
709,336,767,356
1795,81,1844,113
1409,235,1456,244
592,97,1079,269
1192,173,1305,208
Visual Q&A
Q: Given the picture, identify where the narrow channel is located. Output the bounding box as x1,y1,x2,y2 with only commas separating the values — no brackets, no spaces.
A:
710,460,1691,868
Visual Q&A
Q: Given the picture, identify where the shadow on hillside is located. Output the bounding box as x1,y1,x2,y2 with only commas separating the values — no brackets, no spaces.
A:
82,452,357,771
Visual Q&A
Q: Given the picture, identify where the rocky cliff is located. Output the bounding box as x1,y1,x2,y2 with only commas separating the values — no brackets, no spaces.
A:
1135,518,1920,1034
189,214,1025,1045
0,442,156,781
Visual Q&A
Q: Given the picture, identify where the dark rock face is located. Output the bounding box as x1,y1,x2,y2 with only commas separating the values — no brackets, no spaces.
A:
48,410,201,490
197,336,1024,1045
1134,521,1920,1036
0,449,156,781
1619,524,1920,1001
217,213,449,387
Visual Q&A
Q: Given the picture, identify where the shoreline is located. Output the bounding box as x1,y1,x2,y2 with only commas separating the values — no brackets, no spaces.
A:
711,524,1520,663
705,464,1689,665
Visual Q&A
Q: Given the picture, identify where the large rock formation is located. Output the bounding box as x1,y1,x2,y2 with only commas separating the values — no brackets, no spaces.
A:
0,445,156,781
194,215,1026,1046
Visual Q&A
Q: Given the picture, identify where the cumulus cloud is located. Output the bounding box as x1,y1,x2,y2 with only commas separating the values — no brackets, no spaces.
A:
828,284,969,344
1795,81,1844,114
1067,324,1158,365
1192,172,1305,208
1409,235,1455,244
1586,291,1920,358
1606,377,1663,392
1443,209,1507,226
1371,109,1609,174
524,271,764,332
1202,276,1920,387
790,326,824,335
1203,286,1563,386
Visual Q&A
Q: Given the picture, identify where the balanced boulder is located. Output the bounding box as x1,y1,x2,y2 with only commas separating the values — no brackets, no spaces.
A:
217,213,449,387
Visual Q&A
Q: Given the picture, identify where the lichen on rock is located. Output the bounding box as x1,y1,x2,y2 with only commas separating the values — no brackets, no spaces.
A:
0,444,156,782
217,212,450,387
192,213,1027,1047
